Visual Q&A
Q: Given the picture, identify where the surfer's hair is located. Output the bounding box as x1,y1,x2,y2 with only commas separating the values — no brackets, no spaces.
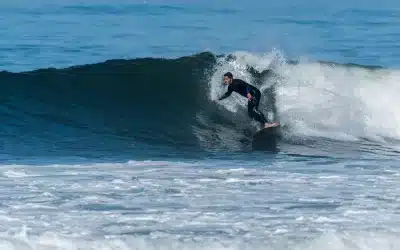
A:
224,72,233,79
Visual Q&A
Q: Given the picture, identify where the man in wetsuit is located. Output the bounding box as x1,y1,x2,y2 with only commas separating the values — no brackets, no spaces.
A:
216,72,278,128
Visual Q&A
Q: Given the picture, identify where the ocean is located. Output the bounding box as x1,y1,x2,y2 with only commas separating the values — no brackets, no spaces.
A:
1,0,400,249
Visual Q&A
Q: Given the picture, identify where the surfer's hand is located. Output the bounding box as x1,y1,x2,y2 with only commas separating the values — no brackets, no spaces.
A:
247,93,252,100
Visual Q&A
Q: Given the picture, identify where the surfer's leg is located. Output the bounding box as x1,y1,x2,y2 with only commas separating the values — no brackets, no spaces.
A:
247,101,255,118
248,100,267,125
253,107,268,124
253,92,268,123
253,92,279,128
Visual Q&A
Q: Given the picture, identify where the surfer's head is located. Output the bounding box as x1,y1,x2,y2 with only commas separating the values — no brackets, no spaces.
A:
223,72,233,84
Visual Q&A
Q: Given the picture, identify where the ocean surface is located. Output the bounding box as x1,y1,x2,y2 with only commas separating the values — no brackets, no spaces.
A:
1,0,400,249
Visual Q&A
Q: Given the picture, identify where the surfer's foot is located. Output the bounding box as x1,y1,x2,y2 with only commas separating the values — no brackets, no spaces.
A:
264,123,273,128
264,122,279,128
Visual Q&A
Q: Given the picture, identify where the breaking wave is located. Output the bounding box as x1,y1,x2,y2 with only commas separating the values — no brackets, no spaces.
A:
1,50,400,158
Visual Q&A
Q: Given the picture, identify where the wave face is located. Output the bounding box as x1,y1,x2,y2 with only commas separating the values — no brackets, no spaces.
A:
1,50,400,159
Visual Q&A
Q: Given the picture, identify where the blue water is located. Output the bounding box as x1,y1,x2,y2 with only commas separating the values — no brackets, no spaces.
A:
3,0,400,72
2,0,400,249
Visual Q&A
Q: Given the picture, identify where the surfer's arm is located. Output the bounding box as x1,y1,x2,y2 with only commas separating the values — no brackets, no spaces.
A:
218,87,233,101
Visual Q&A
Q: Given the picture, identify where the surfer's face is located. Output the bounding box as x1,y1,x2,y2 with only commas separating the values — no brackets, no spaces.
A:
223,76,232,84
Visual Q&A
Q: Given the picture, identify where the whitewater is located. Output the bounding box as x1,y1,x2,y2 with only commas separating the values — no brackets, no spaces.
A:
1,157,399,249
211,51,400,144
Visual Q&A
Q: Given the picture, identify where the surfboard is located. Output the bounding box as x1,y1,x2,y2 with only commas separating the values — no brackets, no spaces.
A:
252,122,281,151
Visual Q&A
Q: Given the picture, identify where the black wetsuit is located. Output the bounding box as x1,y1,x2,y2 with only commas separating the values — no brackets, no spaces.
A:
218,79,267,125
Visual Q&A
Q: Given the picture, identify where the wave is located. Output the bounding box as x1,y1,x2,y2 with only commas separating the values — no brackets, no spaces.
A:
1,50,400,158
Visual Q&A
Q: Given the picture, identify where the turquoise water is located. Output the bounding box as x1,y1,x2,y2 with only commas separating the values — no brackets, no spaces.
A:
1,0,400,249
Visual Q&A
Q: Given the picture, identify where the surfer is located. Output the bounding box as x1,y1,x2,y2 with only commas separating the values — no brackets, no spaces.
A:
216,72,278,128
